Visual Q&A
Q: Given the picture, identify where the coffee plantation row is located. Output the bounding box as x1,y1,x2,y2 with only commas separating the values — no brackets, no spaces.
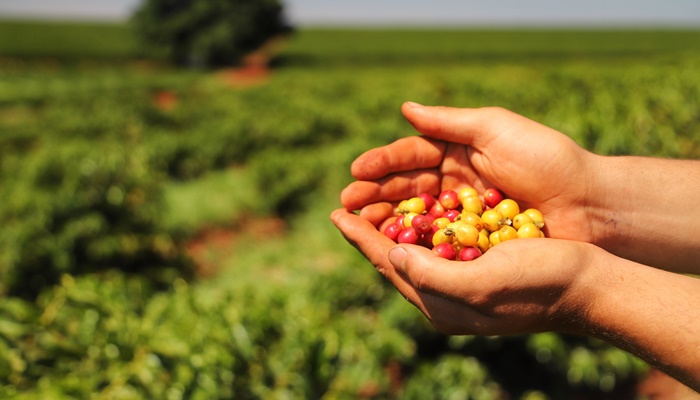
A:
1,24,699,398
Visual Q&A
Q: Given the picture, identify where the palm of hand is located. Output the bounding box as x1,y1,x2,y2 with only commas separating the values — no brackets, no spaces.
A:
441,131,594,242
343,135,594,243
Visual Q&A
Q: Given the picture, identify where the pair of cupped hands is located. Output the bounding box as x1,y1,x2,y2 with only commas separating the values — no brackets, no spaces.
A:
331,101,609,337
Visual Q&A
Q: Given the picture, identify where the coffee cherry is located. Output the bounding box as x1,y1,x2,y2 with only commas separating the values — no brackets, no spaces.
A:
443,209,461,222
461,195,483,215
384,221,403,241
403,212,419,228
483,188,504,209
428,202,446,219
480,209,505,232
433,242,458,260
433,217,451,229
397,227,420,244
512,213,534,230
449,221,480,247
432,228,454,247
495,199,520,221
418,192,437,212
397,200,408,214
404,197,427,215
517,222,542,238
458,246,482,261
411,214,434,235
458,186,479,203
438,190,461,210
524,208,546,229
489,230,501,246
498,225,518,242
421,224,440,247
477,230,490,253
460,211,483,231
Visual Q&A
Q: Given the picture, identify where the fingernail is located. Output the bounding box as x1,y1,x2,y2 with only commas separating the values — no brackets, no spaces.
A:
388,246,408,272
405,101,423,108
329,209,342,224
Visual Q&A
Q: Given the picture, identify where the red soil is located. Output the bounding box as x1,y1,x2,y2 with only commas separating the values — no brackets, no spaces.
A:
219,53,271,87
152,90,178,111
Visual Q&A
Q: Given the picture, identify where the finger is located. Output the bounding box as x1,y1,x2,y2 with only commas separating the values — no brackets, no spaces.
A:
440,142,486,191
332,209,514,335
330,208,426,305
401,102,519,149
350,136,446,181
358,202,395,227
386,244,501,333
330,208,394,276
340,170,441,211
388,243,497,305
418,291,489,335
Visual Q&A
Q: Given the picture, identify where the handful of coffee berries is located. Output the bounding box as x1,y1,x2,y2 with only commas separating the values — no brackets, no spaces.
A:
383,187,546,261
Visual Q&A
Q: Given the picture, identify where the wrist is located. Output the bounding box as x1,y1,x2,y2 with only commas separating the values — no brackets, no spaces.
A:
551,242,610,335
583,154,625,250
574,250,700,390
584,155,700,272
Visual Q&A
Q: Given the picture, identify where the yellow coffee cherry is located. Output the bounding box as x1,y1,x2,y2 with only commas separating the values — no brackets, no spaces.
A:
524,208,546,229
403,212,419,228
477,230,490,253
489,230,501,246
397,199,408,214
433,217,451,229
498,225,518,242
458,186,479,203
517,222,542,238
447,221,480,247
512,213,534,230
404,197,426,214
460,211,483,231
432,228,453,246
495,199,520,221
461,195,483,216
481,209,505,232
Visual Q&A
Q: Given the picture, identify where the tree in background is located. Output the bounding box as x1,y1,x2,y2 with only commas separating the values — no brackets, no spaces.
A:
130,0,292,68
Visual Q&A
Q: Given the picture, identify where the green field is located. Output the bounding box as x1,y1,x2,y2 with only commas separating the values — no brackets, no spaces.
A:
1,19,699,399
0,20,140,59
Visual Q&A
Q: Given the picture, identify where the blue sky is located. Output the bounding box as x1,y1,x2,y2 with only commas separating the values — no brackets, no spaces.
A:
0,0,699,26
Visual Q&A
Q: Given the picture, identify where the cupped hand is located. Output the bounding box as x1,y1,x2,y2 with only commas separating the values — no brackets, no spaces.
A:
341,102,598,243
330,208,597,336
333,102,604,334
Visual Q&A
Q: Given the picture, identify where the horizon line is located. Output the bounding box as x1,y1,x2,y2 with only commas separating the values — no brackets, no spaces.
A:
0,14,699,30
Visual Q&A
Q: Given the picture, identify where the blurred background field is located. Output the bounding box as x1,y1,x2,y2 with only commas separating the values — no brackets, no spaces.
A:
1,5,700,399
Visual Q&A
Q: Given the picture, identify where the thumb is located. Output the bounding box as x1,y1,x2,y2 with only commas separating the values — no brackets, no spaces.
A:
388,244,464,296
401,102,514,149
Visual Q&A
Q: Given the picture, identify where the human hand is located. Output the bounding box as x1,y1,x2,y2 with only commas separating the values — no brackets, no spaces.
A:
330,208,596,335
341,102,598,243
332,103,700,387
333,102,603,333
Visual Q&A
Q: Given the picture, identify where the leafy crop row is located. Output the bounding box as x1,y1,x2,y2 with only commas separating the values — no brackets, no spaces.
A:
1,28,699,398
